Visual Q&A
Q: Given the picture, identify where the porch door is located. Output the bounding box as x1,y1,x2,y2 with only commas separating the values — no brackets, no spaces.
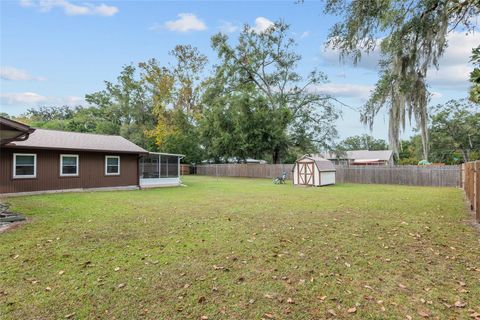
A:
298,162,314,185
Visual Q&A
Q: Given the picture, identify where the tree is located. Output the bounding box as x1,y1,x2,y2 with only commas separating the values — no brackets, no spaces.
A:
469,45,480,104
207,21,339,163
85,64,155,148
140,45,207,163
323,0,479,159
429,99,480,163
201,86,291,162
337,134,388,151
398,135,423,165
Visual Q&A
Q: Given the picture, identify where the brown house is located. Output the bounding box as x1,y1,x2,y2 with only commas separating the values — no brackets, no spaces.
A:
1,121,148,194
0,117,183,195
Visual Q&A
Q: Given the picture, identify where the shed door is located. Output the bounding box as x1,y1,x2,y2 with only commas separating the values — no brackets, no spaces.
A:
298,162,315,185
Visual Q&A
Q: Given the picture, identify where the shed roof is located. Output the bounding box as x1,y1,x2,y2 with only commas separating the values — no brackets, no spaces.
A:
4,128,148,154
293,154,336,172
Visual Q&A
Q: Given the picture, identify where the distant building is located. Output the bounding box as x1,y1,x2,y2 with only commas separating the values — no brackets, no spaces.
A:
317,150,394,166
201,157,267,164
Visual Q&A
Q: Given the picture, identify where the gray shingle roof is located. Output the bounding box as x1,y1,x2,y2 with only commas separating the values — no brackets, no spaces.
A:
320,150,393,161
5,128,148,154
345,150,393,161
292,155,336,172
311,157,336,171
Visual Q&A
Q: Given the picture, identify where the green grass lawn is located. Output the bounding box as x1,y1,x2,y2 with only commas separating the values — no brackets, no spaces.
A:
1,176,479,319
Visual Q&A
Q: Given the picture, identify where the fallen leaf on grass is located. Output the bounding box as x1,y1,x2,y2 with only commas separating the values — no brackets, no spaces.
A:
58,270,65,275
327,309,337,316
64,313,76,319
117,283,126,289
398,283,407,289
114,267,120,272
347,307,356,313
263,313,274,319
418,310,431,318
454,301,466,308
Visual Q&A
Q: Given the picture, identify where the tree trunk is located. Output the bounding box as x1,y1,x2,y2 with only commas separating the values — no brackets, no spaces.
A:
460,149,469,163
272,149,280,164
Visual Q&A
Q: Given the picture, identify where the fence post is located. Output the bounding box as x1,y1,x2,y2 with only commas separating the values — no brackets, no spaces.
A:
476,161,480,223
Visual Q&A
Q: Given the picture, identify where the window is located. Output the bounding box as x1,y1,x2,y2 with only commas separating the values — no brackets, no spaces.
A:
60,154,79,177
13,153,36,178
105,156,120,175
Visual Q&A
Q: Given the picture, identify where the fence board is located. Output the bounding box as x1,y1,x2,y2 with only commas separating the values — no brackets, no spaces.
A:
195,164,461,187
463,161,479,222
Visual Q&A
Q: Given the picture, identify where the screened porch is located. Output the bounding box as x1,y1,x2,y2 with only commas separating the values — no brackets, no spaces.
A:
139,152,184,187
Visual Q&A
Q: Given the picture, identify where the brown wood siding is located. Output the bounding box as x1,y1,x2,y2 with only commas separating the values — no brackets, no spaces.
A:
0,148,139,193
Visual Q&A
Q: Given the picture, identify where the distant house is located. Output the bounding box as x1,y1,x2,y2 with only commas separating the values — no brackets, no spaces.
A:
317,150,394,166
201,157,267,164
0,117,183,195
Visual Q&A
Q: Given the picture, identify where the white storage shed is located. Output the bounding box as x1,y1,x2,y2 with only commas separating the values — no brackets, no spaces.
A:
292,155,336,187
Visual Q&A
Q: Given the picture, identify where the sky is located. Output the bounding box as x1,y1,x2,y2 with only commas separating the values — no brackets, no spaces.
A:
1,0,478,141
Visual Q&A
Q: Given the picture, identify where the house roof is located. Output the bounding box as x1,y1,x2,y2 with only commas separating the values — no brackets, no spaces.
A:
346,150,393,161
321,150,393,161
4,128,148,154
0,116,35,145
293,154,336,172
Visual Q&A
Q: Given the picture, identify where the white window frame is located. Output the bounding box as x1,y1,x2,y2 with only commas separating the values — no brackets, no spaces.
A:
105,155,120,176
60,154,79,177
13,153,37,179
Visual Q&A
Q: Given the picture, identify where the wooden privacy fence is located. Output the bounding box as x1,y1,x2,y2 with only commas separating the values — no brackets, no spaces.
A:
463,161,480,222
195,164,462,187
196,164,294,179
335,165,461,187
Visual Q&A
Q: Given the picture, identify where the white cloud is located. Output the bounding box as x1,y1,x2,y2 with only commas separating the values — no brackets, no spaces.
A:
300,31,310,39
219,21,238,34
0,66,46,81
436,31,480,67
322,31,479,90
427,64,472,89
426,31,480,89
1,92,85,106
321,39,382,71
162,13,207,32
19,0,119,16
251,17,274,34
1,92,48,104
309,83,374,99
